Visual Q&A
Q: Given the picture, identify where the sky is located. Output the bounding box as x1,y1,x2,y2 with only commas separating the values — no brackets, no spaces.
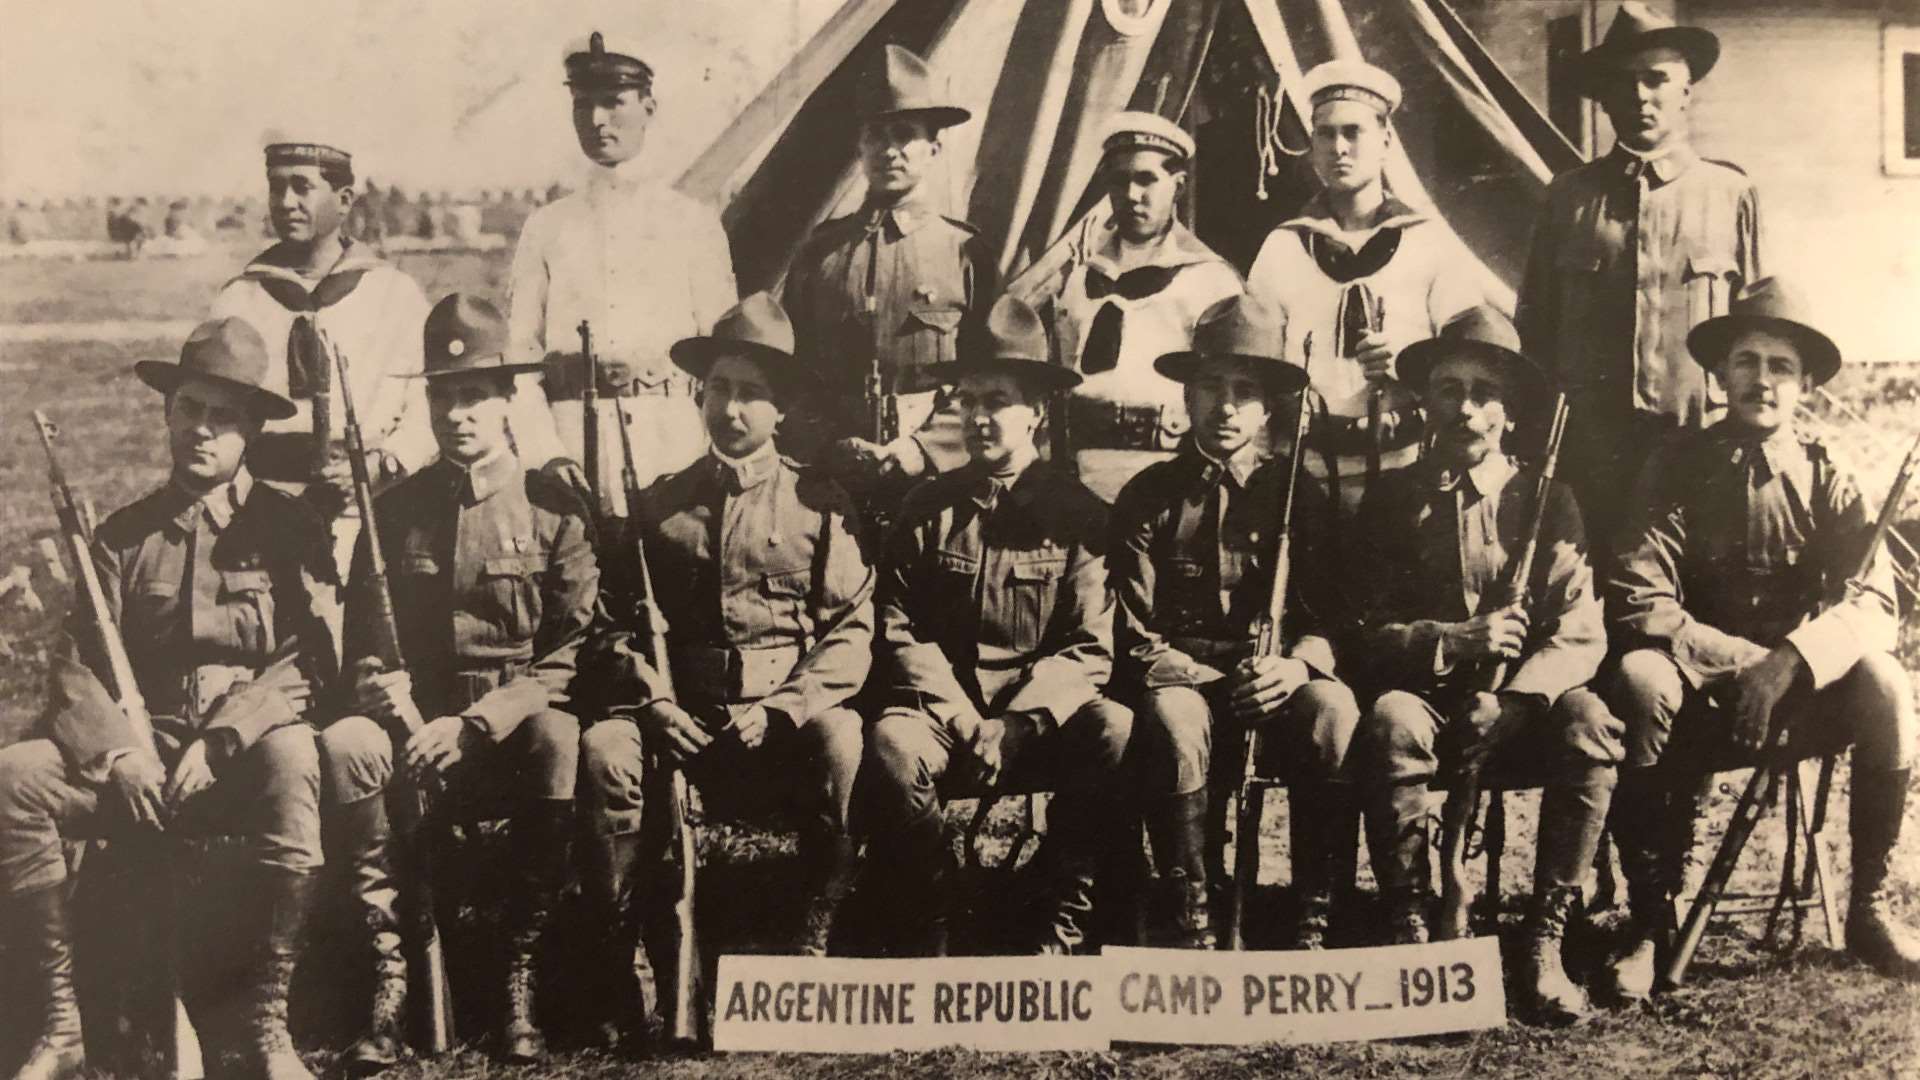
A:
0,0,846,200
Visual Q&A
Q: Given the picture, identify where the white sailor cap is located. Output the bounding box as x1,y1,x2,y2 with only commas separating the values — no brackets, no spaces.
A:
1100,110,1195,165
1300,59,1402,116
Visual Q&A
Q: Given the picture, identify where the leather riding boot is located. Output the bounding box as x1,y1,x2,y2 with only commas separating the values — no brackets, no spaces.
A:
1846,768,1920,980
7,883,86,1080
239,869,318,1080
1036,850,1099,956
583,830,646,1051
796,825,859,957
1146,791,1214,949
501,800,573,1063
1291,782,1356,950
1603,767,1673,1003
1381,886,1431,945
334,796,409,1075
1367,782,1433,944
1520,886,1592,1026
880,811,951,957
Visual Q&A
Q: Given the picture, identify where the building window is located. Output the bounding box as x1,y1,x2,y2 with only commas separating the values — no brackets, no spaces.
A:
1884,25,1920,176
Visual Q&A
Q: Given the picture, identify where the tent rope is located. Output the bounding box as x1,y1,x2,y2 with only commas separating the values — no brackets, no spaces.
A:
1254,80,1304,201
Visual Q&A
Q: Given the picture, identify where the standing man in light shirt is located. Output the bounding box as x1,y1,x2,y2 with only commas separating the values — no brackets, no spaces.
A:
1244,61,1484,516
210,142,434,577
508,30,740,517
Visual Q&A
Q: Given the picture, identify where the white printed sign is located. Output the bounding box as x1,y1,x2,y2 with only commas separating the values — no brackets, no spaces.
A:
713,954,1107,1054
1102,938,1507,1045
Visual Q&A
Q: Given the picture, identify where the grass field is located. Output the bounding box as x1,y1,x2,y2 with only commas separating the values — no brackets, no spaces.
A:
1,248,1917,1079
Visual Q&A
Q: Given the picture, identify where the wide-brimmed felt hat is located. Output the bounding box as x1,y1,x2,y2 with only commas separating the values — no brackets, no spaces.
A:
860,45,970,131
1686,277,1841,387
670,292,819,398
415,294,544,381
135,318,297,420
1575,3,1719,98
948,295,1081,393
1154,295,1308,397
1398,307,1548,403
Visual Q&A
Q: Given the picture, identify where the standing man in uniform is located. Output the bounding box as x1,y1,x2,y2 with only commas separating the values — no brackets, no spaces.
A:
1050,112,1243,473
1515,2,1758,541
211,142,434,578
862,297,1132,957
322,296,598,1065
1245,60,1484,515
1603,280,1919,999
0,320,334,1080
1109,295,1357,950
579,293,873,1042
782,44,987,521
508,30,739,515
1351,309,1622,1024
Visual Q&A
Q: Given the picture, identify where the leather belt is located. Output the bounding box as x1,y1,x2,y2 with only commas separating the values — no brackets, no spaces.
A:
1169,636,1252,666
177,664,253,724
542,353,696,402
449,659,531,714
1067,398,1188,452
670,644,802,704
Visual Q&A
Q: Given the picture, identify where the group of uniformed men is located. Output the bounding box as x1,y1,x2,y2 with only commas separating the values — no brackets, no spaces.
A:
3,4,1917,1078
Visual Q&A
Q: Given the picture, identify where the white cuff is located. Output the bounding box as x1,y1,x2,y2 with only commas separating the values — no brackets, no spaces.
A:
1785,610,1864,691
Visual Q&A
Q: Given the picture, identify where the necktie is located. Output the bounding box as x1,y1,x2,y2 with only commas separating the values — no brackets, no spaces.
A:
254,269,369,401
1079,265,1181,376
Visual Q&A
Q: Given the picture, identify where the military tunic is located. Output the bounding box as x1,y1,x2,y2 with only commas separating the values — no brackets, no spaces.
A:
864,458,1132,949
1350,454,1622,892
0,471,333,897
1108,445,1356,795
781,194,987,479
1516,146,1761,535
580,443,872,835
330,451,598,809
1606,423,1909,770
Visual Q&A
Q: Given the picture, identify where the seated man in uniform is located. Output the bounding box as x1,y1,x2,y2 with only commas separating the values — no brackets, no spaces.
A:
1604,278,1919,999
579,293,873,1043
863,296,1132,957
1351,309,1621,1024
326,295,597,1065
1109,295,1357,950
0,320,334,1080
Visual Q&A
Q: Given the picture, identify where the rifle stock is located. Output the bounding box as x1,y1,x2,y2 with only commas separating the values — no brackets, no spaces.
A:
35,409,204,1079
608,388,704,1044
1228,335,1315,950
1664,426,1920,985
1435,393,1571,941
332,344,454,1053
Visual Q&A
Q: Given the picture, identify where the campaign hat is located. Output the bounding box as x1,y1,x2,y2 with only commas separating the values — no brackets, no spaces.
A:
670,292,820,398
564,30,654,94
135,318,297,420
1154,295,1308,397
949,295,1080,394
1686,277,1841,387
1301,59,1403,117
860,45,970,131
1397,306,1548,403
1575,2,1719,98
416,294,544,381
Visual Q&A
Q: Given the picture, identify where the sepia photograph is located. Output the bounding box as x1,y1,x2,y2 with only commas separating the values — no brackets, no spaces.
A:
0,0,1916,1077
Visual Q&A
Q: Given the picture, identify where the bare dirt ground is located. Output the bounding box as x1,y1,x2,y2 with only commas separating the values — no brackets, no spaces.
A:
1,249,1916,1079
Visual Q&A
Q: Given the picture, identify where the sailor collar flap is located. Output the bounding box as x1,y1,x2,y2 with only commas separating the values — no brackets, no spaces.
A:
1279,192,1428,243
235,240,387,309
1083,221,1225,280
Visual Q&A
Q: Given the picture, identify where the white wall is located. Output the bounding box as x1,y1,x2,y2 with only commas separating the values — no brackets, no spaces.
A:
1683,7,1920,365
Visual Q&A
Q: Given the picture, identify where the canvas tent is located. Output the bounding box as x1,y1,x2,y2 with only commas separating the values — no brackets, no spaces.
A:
676,0,1583,308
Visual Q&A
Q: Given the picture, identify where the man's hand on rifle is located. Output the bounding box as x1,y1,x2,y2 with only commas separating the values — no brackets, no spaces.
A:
835,436,928,481
405,716,486,777
638,700,714,765
1355,330,1400,384
1442,605,1530,664
164,738,217,808
1225,655,1311,725
1727,645,1805,754
963,712,1038,790
108,750,168,830
724,703,774,750
354,662,426,734
1448,691,1540,772
308,454,355,518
